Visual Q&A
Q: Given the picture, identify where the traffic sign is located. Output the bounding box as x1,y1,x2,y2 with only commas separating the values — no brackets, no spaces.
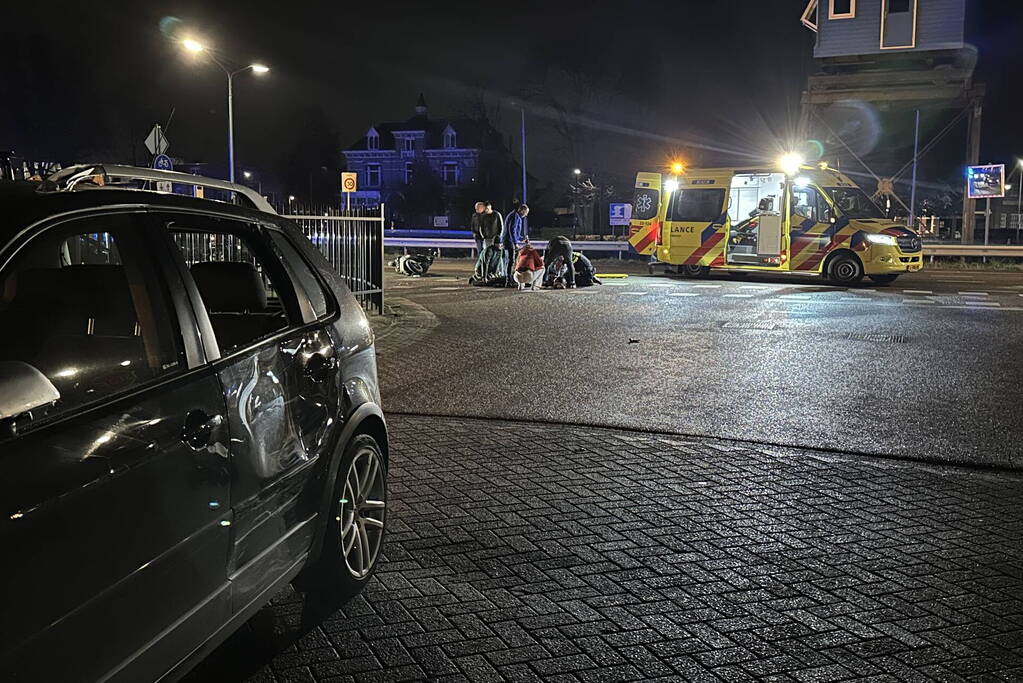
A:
144,124,170,155
967,164,1005,199
152,154,173,171
609,202,632,226
341,172,358,193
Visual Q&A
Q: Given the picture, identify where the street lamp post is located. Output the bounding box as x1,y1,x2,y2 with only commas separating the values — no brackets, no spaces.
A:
182,38,268,183
1017,159,1022,243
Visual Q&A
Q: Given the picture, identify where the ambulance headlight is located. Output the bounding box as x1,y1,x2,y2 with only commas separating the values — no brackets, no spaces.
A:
665,179,679,193
865,233,897,246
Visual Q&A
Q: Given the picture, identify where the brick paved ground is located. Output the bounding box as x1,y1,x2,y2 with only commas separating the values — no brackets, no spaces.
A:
187,415,1023,682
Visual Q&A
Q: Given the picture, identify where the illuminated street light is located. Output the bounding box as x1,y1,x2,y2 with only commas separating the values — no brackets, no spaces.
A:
779,152,805,177
243,171,252,179
573,168,581,176
180,38,270,182
670,161,685,175
288,195,295,202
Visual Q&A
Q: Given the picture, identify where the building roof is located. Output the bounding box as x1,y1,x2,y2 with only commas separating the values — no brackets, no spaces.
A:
346,97,503,152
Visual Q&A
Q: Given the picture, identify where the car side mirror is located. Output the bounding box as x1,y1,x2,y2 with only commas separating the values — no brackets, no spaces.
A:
0,361,61,433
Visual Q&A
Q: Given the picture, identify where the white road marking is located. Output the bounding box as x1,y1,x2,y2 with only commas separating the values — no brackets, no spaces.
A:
902,289,933,295
669,292,700,297
621,291,649,296
693,284,722,288
959,291,990,296
840,296,870,302
431,286,463,290
964,301,1000,307
645,283,674,288
602,281,630,286
902,299,936,305
739,285,770,289
723,294,755,298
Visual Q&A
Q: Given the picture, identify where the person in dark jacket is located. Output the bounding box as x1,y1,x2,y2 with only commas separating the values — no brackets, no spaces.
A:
471,201,505,284
469,202,486,253
543,235,575,288
501,204,529,286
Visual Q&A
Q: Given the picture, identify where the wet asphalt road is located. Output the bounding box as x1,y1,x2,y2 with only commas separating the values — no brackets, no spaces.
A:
381,263,1023,468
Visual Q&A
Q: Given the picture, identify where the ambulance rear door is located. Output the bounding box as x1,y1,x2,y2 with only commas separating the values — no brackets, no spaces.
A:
660,170,732,266
628,172,662,256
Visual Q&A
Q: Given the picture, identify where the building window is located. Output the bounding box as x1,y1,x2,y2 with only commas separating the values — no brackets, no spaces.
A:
829,0,854,18
888,0,909,12
367,164,381,187
367,132,379,150
442,162,458,186
405,162,414,185
881,0,916,49
444,130,457,148
402,137,415,152
800,0,818,31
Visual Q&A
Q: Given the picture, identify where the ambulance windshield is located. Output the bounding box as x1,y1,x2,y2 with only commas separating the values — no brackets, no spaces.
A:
827,187,885,219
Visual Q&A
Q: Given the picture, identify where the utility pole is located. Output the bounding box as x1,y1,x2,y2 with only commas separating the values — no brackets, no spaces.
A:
520,107,527,205
909,109,919,230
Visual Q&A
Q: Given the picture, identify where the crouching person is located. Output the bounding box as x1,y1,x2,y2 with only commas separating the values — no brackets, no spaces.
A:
572,251,601,287
513,239,544,290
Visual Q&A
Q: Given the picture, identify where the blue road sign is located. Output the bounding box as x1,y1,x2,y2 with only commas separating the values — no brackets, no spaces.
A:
609,202,632,226
152,154,173,171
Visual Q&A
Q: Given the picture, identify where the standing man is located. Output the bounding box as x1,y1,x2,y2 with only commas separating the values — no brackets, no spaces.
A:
502,204,529,286
470,201,486,254
471,200,505,284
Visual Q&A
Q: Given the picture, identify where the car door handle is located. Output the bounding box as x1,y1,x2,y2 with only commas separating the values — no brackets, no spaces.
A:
182,410,223,451
302,353,337,383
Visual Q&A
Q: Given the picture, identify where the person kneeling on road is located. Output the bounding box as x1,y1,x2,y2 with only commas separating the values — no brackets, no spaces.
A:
571,251,601,287
543,235,575,288
513,239,544,290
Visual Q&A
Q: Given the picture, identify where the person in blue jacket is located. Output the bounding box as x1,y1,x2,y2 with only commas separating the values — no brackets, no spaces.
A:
501,204,529,286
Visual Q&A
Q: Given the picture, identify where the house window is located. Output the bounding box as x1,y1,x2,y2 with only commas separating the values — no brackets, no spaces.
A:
442,162,458,186
405,162,414,185
800,0,818,31
367,132,379,150
829,0,854,18
881,0,916,49
366,164,381,187
444,130,457,148
402,137,415,153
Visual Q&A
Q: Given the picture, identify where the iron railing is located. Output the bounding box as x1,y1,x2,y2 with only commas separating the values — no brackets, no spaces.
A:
281,205,386,315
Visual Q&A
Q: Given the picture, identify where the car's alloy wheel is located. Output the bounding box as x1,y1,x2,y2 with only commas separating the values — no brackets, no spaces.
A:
339,444,386,579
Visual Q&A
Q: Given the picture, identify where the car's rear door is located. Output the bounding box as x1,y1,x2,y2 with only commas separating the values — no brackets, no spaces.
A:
0,210,232,682
156,212,342,613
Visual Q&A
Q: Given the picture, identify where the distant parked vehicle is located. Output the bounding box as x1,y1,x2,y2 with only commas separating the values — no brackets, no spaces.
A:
0,166,388,682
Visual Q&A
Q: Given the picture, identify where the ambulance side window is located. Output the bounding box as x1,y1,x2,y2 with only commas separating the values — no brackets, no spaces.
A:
791,187,831,224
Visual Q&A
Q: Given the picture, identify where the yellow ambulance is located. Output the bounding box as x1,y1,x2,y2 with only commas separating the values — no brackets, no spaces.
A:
628,164,923,285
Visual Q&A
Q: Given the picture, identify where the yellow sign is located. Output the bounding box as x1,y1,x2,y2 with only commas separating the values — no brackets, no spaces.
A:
341,172,357,193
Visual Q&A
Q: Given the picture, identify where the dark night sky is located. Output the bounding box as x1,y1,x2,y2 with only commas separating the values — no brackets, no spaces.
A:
1,1,1020,197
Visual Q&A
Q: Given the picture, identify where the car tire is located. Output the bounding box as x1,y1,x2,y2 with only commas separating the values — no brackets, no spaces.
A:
294,433,387,620
826,253,864,285
679,264,710,278
868,274,899,285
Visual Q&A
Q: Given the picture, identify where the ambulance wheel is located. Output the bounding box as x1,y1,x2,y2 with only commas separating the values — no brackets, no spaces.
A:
679,264,710,278
826,253,863,285
869,274,899,285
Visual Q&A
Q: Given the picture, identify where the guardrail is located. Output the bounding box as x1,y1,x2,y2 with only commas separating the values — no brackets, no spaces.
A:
923,244,1023,258
385,237,1023,261
385,237,631,257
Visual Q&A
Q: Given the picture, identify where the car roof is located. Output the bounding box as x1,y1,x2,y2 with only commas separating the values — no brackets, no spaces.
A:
0,181,288,246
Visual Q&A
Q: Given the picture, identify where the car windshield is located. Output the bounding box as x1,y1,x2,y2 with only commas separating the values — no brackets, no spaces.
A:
827,187,886,219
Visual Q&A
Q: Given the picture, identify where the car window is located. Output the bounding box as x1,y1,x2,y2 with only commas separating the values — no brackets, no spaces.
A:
269,231,333,321
0,214,184,422
168,223,294,354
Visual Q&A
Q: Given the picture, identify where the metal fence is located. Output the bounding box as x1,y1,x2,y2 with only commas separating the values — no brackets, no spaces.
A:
281,205,386,315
